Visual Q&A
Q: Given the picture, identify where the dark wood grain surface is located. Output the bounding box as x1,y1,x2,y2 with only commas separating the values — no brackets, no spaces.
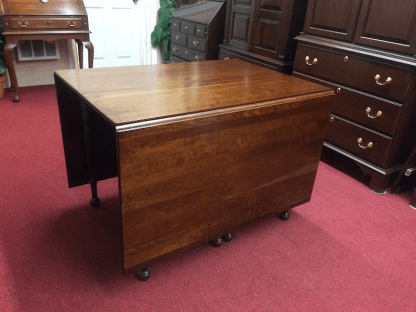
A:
55,60,331,126
118,92,334,273
56,60,334,275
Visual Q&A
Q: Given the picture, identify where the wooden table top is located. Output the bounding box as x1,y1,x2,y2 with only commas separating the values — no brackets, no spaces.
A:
55,60,332,126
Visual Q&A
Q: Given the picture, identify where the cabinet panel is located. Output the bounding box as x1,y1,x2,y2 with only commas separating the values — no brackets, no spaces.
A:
354,0,416,54
303,0,361,41
228,0,254,51
250,0,287,59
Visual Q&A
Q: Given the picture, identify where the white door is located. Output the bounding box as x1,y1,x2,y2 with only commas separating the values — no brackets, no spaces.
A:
81,0,162,68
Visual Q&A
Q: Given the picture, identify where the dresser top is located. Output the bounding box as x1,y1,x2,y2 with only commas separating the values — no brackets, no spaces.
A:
173,1,223,24
55,60,333,127
0,0,87,16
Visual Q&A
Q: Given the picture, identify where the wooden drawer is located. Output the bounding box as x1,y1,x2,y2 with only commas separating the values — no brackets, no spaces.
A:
195,25,207,38
171,19,181,32
293,73,402,136
181,21,195,35
294,44,413,103
171,31,187,47
10,17,85,30
187,35,207,52
171,45,206,62
170,55,188,63
326,115,392,167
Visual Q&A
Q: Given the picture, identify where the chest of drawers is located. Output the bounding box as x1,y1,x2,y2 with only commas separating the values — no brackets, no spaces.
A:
169,1,225,63
293,34,416,193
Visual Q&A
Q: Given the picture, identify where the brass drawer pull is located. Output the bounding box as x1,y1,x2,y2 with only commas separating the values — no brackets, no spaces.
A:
224,57,229,60
67,20,76,27
173,23,178,26
366,107,382,118
172,47,178,52
172,61,175,63
17,20,29,28
357,138,373,149
175,35,181,40
45,20,52,25
185,50,188,54
374,74,392,86
336,88,341,93
193,40,199,46
185,26,189,30
197,29,203,33
305,56,317,66
195,55,201,60
330,117,334,122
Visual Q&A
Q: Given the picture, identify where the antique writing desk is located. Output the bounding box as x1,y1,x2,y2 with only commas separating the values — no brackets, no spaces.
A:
0,0,94,102
54,60,334,280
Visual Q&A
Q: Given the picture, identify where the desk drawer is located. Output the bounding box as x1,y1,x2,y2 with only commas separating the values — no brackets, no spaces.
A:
294,44,412,103
326,115,392,167
293,73,402,136
171,45,206,62
171,31,187,47
10,17,85,30
187,35,207,52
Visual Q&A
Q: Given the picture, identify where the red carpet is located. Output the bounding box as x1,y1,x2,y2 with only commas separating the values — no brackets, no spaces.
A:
1,85,416,311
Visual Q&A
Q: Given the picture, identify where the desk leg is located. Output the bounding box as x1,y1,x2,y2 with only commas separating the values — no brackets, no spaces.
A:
81,102,100,207
84,41,94,69
4,42,19,102
75,40,94,69
136,268,151,281
75,39,84,69
278,211,290,220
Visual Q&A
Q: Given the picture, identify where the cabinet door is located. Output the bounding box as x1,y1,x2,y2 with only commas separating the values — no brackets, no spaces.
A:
249,0,290,60
227,0,255,51
353,0,416,55
303,0,361,41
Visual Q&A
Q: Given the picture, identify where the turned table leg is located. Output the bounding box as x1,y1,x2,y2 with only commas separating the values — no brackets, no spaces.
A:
4,42,19,102
410,188,416,209
81,102,100,206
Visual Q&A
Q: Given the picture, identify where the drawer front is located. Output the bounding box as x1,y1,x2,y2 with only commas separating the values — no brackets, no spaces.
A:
171,31,187,47
294,44,413,103
171,19,181,32
181,21,195,35
326,115,392,167
195,25,207,38
170,55,188,63
293,73,402,136
10,17,84,30
187,35,207,52
171,45,206,62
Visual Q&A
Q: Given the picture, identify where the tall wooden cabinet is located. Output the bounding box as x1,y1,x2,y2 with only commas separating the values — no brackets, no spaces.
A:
219,0,308,74
293,0,416,193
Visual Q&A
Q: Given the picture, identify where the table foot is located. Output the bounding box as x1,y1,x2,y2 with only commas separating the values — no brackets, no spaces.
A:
209,237,223,247
12,95,20,102
89,181,100,207
278,211,290,220
137,268,151,281
90,197,101,207
222,233,233,242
